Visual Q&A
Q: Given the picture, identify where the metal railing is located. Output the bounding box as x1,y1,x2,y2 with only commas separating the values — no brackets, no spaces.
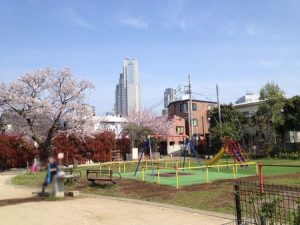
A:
234,181,300,225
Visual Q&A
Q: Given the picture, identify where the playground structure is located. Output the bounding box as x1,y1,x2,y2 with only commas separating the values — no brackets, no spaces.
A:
86,135,256,188
134,135,250,175
205,136,249,166
134,134,203,178
93,158,258,188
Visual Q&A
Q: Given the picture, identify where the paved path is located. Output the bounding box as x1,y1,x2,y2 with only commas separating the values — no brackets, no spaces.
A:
0,173,38,200
0,172,234,225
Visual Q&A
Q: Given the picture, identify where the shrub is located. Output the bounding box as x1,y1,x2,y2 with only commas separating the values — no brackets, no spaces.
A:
0,134,35,170
117,136,131,159
53,131,115,164
86,131,115,162
53,134,86,166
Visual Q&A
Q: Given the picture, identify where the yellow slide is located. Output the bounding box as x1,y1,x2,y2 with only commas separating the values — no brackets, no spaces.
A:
205,147,226,165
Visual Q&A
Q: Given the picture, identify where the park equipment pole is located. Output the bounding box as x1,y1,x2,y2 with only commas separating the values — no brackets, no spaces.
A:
182,138,202,170
157,167,160,185
149,138,155,179
182,139,187,171
256,163,258,175
134,139,149,176
142,167,145,181
176,168,179,189
206,166,209,183
234,184,242,225
259,163,264,193
232,165,236,179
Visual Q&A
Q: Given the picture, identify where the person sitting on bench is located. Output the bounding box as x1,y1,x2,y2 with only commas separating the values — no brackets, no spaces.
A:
42,156,58,193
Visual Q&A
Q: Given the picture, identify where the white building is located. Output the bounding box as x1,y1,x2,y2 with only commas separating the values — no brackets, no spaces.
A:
235,91,260,104
114,58,141,116
235,92,263,117
93,115,127,137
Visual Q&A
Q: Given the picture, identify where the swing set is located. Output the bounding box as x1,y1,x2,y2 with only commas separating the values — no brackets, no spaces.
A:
134,134,203,178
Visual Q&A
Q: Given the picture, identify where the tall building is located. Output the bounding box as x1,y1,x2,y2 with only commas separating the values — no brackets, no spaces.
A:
114,58,140,116
164,88,176,108
162,88,176,115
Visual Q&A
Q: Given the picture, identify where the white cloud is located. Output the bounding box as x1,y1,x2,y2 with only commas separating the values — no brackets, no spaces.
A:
161,0,218,32
119,17,148,29
161,0,193,31
65,8,96,30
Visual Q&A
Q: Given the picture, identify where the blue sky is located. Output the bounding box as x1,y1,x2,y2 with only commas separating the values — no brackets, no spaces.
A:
0,0,299,114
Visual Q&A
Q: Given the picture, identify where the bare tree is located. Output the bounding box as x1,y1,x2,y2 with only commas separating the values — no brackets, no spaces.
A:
0,68,95,156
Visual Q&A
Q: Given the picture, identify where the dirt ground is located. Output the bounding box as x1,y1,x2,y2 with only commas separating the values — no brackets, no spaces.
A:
0,172,234,225
0,173,38,200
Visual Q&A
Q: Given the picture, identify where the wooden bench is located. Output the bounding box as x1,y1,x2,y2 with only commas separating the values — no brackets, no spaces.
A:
86,169,121,185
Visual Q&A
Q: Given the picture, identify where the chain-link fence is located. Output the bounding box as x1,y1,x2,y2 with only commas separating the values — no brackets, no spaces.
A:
234,181,300,225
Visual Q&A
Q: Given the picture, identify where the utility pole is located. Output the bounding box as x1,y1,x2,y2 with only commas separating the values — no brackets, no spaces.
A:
188,75,193,139
216,84,222,136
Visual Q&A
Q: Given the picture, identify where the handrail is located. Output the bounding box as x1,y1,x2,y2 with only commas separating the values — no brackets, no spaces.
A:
177,162,257,170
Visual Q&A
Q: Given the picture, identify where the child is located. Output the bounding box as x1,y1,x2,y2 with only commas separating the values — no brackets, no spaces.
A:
41,156,58,193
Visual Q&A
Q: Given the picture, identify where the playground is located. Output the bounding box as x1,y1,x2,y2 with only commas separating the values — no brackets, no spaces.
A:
99,159,258,188
95,135,258,188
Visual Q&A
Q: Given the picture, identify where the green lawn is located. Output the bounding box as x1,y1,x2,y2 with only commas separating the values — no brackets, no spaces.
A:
11,158,300,215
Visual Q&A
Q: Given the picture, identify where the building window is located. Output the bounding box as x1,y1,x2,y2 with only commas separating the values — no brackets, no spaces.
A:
180,103,187,112
176,126,184,134
192,103,197,111
192,119,198,127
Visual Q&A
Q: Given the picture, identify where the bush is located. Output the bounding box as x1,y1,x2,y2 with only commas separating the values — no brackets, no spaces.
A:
86,131,115,162
53,134,86,165
53,131,115,165
0,131,116,170
116,136,131,159
0,134,35,170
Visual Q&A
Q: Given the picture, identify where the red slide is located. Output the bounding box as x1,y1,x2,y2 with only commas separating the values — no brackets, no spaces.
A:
224,137,249,167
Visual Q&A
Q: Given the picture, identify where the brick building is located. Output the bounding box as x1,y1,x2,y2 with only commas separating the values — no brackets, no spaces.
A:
167,99,217,141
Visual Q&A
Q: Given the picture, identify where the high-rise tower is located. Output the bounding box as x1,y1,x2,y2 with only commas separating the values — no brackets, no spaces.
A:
114,58,140,116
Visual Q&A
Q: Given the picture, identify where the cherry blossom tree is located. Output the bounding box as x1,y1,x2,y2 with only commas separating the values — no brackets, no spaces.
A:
122,110,174,148
0,68,95,157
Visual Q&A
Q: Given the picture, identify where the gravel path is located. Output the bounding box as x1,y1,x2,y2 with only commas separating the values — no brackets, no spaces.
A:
0,172,234,225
